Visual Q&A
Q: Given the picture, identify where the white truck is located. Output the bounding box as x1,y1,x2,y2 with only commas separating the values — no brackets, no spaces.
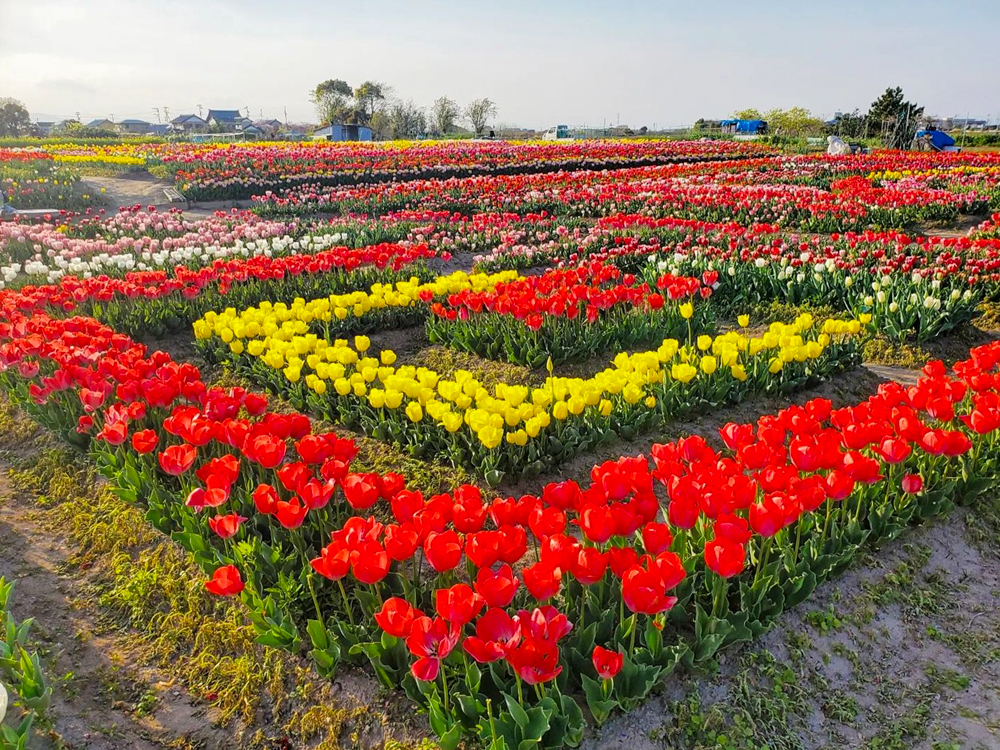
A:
541,125,571,140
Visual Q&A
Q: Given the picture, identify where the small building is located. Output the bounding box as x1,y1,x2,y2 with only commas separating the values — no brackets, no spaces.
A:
206,109,245,131
34,122,55,137
86,118,117,131
169,114,207,133
254,119,283,137
312,123,373,142
119,118,150,134
147,124,169,136
720,119,768,135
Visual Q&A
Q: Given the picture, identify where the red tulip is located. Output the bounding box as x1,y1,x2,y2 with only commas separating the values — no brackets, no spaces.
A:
506,638,562,685
352,541,390,584
311,542,351,581
253,483,280,515
464,607,522,663
205,565,245,597
642,522,673,554
131,429,158,454
571,546,609,585
523,560,562,601
406,615,461,681
592,645,623,679
622,565,677,615
704,538,746,578
375,597,423,638
435,583,485,626
424,530,463,572
208,513,246,539
158,444,197,475
475,563,519,608
901,474,923,494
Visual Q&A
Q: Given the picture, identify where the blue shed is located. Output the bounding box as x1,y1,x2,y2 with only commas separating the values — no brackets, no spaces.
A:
915,130,956,149
313,123,373,141
721,119,768,135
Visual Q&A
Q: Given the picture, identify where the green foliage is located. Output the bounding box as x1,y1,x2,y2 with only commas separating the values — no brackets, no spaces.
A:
0,99,31,138
867,87,925,149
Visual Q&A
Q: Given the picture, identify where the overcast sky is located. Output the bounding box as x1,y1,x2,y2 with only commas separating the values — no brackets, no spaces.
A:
3,0,999,128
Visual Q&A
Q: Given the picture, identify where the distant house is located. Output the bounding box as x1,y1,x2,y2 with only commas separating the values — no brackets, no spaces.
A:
147,124,169,136
86,118,117,131
169,114,207,133
206,109,245,131
241,124,264,139
34,122,55,137
312,123,373,142
254,119,283,137
119,119,150,134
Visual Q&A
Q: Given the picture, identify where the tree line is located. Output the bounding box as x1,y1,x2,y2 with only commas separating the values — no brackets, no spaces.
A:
310,80,498,139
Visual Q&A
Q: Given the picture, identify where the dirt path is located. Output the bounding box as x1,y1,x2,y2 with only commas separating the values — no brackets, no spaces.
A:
0,476,235,749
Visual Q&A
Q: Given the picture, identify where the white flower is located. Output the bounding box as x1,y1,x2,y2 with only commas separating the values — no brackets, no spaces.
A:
0,681,7,724
889,301,899,313
877,291,886,304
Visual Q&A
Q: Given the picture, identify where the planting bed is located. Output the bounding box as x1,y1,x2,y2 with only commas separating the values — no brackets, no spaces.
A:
2,140,1000,749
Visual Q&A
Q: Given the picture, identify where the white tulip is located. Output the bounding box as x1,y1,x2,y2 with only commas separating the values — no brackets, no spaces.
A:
0,681,7,723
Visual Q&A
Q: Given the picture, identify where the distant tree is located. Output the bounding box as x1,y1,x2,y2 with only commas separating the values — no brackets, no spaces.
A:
764,107,826,136
638,126,648,135
354,81,389,126
311,79,353,125
430,96,460,136
464,98,498,136
732,108,764,120
829,109,868,139
386,100,426,140
62,121,119,138
866,87,924,148
0,98,31,137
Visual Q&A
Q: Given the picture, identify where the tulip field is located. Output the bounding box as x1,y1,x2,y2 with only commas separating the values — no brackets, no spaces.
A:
3,139,1000,748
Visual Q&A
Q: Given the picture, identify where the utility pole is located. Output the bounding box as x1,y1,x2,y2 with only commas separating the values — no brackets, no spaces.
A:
164,106,170,122
284,107,288,125
197,104,203,118
153,107,161,123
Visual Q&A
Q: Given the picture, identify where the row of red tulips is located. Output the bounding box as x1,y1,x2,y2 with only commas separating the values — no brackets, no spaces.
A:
425,262,714,366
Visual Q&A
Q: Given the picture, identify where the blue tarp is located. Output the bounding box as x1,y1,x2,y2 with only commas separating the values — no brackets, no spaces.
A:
916,130,956,148
721,119,767,133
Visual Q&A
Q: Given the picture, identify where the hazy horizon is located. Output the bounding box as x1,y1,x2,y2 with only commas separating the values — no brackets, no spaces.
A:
4,0,1000,129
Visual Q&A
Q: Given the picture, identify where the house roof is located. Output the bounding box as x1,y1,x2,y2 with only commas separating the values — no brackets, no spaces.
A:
207,109,243,121
170,114,206,125
86,119,115,128
120,119,149,125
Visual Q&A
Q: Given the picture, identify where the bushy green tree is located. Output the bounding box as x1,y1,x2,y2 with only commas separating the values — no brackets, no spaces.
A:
866,87,924,148
0,98,31,137
311,79,353,125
